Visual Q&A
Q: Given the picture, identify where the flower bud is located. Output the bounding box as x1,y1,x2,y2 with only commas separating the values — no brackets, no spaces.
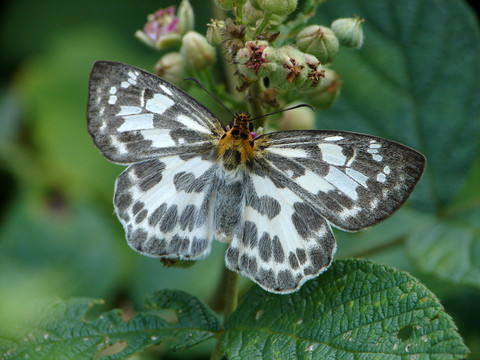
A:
236,41,277,80
206,19,225,46
297,53,325,91
296,25,339,64
243,0,263,24
331,16,364,49
278,102,315,130
135,6,182,50
177,0,195,35
309,68,342,108
214,0,234,10
181,31,217,70
268,45,308,90
154,52,186,84
256,0,297,16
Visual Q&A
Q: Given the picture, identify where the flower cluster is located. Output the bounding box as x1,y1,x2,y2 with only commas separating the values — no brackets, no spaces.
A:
136,0,364,126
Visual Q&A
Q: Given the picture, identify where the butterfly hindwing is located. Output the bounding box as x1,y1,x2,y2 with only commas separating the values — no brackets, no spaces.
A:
114,155,220,259
256,130,426,231
87,61,225,164
225,171,336,293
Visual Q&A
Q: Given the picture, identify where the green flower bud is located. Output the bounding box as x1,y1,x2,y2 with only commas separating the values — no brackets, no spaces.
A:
236,41,277,80
278,102,315,130
181,31,216,70
331,16,364,49
206,19,225,46
297,53,325,91
243,0,263,24
154,52,186,84
214,0,234,10
309,67,342,108
256,0,297,16
296,25,339,64
177,0,194,35
269,45,308,90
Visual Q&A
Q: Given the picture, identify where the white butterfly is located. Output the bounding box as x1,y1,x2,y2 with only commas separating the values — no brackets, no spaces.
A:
87,61,425,294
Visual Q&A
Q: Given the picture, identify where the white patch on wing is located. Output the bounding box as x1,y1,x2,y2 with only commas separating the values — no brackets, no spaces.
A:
177,114,211,133
339,205,361,219
377,173,387,183
345,168,368,187
117,114,154,132
109,87,117,94
295,169,335,194
345,149,357,167
109,135,127,154
319,144,346,166
117,106,142,116
267,147,308,158
325,166,358,200
384,166,391,174
121,81,130,88
160,84,173,95
373,154,383,162
108,95,117,104
139,129,177,147
324,135,344,142
146,94,174,114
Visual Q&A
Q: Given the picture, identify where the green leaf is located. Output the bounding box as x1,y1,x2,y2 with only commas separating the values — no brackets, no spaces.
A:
0,290,220,360
222,259,468,359
407,210,480,289
313,0,480,211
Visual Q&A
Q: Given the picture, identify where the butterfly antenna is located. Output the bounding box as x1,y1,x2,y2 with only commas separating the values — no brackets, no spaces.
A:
184,77,235,117
250,104,315,122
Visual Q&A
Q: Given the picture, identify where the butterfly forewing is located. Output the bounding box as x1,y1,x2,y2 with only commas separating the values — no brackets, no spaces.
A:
87,61,224,164
256,130,426,231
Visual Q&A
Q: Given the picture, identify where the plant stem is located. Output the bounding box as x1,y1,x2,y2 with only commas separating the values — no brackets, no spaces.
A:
223,269,240,322
246,79,265,125
210,268,239,360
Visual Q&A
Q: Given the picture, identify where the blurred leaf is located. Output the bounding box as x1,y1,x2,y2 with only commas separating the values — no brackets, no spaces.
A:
222,259,468,359
0,290,220,360
335,208,432,259
314,0,480,212
0,193,124,300
407,209,480,289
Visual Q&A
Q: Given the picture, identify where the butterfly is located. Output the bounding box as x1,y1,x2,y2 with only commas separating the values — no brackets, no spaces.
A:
87,61,426,294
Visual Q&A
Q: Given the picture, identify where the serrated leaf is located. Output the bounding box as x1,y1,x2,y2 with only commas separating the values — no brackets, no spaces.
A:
222,259,468,359
0,290,220,360
313,0,480,211
407,211,480,289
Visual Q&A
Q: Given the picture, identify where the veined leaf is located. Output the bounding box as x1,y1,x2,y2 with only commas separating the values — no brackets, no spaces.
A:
0,290,220,360
222,259,468,359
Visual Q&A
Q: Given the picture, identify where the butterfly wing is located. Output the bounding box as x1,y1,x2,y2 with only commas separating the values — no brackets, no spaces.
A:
87,61,225,164
225,173,336,293
87,61,226,259
255,130,426,231
114,155,220,259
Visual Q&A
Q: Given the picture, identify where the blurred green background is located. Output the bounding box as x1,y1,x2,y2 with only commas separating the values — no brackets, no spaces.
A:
1,0,479,359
